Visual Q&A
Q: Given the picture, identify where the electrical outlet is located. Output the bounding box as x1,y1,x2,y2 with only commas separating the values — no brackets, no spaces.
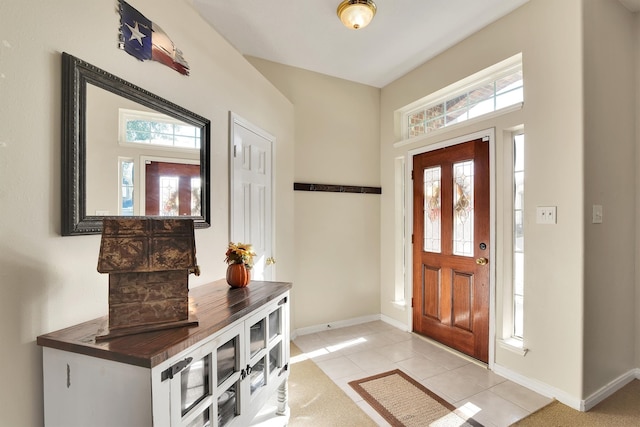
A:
536,206,557,224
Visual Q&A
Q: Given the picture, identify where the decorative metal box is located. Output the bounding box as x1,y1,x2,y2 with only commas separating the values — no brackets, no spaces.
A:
96,218,200,340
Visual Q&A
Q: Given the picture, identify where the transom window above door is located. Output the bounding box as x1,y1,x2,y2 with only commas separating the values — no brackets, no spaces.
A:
399,53,523,140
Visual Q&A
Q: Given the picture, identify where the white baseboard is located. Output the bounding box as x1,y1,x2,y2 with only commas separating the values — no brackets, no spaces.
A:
492,363,582,410
494,364,640,412
293,314,382,337
582,368,640,411
380,314,410,331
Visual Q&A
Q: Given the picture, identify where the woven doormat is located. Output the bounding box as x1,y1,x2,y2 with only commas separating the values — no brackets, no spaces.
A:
349,369,483,427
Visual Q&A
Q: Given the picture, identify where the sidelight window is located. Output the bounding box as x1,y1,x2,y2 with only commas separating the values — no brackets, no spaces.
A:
513,133,525,339
498,130,527,354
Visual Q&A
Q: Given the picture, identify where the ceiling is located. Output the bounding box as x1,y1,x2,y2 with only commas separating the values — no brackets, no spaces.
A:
192,0,531,88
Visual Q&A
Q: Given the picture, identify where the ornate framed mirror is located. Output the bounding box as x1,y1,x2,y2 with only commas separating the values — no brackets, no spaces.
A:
61,52,211,235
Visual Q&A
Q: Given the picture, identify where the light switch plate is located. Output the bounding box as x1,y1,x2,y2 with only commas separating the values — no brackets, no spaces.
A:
536,206,557,224
592,205,603,224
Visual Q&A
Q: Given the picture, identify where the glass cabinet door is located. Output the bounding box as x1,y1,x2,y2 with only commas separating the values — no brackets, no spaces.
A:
217,382,238,427
249,357,266,395
268,308,281,341
168,340,217,427
267,306,284,376
185,408,211,427
180,353,211,417
249,318,266,357
268,343,282,375
216,336,238,387
243,302,286,404
214,326,243,427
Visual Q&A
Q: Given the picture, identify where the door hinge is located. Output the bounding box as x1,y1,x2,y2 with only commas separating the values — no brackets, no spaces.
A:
161,357,193,382
411,170,414,180
411,234,414,244
233,145,237,157
411,298,414,308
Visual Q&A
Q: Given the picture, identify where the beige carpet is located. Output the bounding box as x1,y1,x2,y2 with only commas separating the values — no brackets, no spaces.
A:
511,379,640,426
349,369,482,427
288,342,377,426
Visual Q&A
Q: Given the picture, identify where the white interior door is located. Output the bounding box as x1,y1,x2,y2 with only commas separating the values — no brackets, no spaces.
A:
230,113,275,281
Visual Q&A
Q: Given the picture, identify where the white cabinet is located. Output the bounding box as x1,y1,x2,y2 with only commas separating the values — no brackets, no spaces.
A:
38,281,291,427
156,296,289,427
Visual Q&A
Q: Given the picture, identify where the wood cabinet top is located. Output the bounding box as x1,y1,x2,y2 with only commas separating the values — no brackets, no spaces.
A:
37,280,292,368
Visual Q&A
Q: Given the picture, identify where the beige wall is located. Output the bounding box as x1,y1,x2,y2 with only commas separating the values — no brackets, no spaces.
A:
247,58,381,330
0,1,294,425
583,0,636,397
380,0,587,400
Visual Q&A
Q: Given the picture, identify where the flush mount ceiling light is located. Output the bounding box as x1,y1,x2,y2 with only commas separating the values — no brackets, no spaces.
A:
337,0,377,30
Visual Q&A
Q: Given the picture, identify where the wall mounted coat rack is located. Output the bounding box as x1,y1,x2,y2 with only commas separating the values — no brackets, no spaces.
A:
294,182,381,194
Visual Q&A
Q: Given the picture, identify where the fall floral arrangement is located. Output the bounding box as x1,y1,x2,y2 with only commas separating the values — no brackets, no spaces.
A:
224,242,256,270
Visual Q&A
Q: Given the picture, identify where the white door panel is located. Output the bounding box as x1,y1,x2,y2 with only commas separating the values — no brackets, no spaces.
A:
230,113,274,281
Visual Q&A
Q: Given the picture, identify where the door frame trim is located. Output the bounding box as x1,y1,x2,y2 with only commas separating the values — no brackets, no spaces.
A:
405,128,496,368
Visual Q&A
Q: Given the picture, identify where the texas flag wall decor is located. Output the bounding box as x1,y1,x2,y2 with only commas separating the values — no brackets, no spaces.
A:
118,0,190,76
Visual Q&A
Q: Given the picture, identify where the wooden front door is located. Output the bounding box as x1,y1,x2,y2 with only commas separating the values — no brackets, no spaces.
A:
412,138,490,363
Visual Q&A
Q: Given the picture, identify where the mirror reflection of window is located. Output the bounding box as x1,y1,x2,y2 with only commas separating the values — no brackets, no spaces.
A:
191,178,201,216
120,109,201,150
160,176,180,216
145,160,200,217
157,175,201,216
119,158,135,216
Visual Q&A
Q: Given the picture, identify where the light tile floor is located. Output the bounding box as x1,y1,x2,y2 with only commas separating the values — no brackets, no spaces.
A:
293,321,553,427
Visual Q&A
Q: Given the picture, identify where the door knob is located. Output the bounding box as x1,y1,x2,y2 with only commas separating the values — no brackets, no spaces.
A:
476,257,488,266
